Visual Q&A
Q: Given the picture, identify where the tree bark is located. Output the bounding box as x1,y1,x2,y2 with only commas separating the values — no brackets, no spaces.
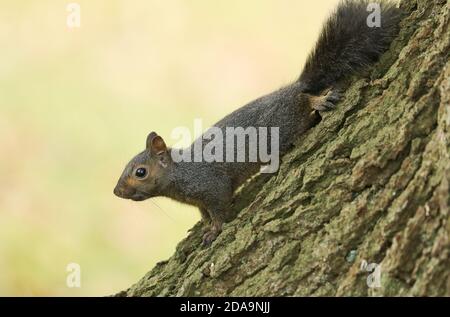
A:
118,0,450,296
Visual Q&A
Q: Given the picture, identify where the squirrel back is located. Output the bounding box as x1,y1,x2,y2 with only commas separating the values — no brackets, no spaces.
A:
299,0,401,93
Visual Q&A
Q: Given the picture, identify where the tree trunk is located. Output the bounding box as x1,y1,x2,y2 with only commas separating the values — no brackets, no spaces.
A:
118,0,450,297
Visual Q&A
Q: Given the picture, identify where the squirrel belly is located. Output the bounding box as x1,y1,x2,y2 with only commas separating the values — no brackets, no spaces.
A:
114,0,402,247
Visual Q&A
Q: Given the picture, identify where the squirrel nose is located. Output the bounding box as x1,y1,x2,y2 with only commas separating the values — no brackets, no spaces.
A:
114,183,136,198
114,184,126,198
114,185,124,198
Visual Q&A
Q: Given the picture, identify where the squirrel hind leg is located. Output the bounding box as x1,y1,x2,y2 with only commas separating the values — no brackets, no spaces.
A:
308,89,342,112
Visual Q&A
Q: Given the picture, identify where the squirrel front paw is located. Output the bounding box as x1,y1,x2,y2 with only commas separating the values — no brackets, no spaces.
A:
202,226,221,247
310,89,341,111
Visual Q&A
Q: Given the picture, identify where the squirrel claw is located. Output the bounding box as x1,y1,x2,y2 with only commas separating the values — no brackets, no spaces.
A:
311,90,341,111
202,229,220,247
326,90,342,102
313,101,337,111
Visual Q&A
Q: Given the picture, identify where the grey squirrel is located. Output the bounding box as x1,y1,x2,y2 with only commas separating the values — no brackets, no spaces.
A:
114,0,401,246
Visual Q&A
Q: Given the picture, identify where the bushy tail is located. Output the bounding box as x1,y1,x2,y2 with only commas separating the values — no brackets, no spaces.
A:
299,0,402,93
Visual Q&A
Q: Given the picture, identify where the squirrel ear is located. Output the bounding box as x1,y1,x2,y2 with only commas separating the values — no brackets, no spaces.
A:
146,132,167,155
146,132,158,150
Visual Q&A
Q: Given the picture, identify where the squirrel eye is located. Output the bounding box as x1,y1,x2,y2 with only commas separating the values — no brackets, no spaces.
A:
135,167,147,179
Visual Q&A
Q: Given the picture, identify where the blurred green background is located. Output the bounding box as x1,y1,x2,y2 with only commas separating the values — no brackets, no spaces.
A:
0,0,339,296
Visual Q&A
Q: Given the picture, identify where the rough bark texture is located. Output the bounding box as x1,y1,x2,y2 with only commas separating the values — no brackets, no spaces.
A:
119,0,450,296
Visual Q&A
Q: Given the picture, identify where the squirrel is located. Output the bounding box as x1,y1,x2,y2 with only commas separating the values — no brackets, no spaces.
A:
114,0,401,246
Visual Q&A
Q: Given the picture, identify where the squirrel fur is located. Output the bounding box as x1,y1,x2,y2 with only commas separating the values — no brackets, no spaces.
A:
114,0,401,246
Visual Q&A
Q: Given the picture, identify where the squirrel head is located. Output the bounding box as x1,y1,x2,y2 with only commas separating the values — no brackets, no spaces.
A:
114,132,172,201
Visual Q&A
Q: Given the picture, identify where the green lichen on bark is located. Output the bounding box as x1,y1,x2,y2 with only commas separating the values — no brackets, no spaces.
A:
118,0,450,297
